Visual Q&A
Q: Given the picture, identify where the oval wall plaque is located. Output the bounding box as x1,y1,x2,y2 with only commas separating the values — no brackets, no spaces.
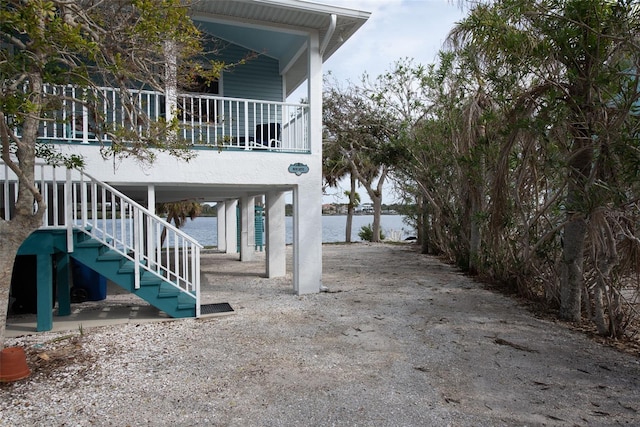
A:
288,163,309,176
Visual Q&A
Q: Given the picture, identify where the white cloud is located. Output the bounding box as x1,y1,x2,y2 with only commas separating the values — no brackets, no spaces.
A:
325,0,465,83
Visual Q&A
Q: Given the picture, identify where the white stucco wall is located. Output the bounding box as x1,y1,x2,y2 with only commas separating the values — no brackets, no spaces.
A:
58,144,316,191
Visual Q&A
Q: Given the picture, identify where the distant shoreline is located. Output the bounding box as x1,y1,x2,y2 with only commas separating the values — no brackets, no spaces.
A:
197,212,402,217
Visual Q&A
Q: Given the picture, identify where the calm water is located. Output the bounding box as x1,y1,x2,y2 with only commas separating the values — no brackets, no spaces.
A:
177,215,414,247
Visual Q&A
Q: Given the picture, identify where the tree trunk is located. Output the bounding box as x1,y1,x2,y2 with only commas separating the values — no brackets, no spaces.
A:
561,214,586,321
0,73,46,347
468,183,482,275
367,168,388,243
164,40,178,123
0,222,41,349
371,194,382,242
345,174,357,243
592,280,608,336
419,196,430,254
592,218,620,337
560,120,592,321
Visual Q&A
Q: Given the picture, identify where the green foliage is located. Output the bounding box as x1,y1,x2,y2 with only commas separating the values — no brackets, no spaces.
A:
156,200,202,229
358,223,385,242
322,74,394,189
35,144,85,169
1,0,208,164
360,0,640,334
344,190,360,209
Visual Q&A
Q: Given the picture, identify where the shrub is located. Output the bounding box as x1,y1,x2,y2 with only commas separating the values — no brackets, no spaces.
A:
358,223,385,241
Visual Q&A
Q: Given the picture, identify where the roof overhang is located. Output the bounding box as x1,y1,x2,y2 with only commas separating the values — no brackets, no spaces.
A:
189,0,370,96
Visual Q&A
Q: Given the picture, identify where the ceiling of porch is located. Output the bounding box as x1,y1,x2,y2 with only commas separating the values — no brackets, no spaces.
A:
111,183,294,205
190,0,370,96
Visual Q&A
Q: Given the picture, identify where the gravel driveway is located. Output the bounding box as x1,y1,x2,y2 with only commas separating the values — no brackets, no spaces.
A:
2,243,639,426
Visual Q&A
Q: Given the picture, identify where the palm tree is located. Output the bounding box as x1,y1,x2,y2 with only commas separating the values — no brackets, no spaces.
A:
449,0,640,332
156,200,202,245
343,189,360,242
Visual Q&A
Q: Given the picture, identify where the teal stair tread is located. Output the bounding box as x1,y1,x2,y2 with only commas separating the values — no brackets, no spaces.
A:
177,292,196,302
118,261,134,273
97,249,123,261
75,238,105,248
118,259,147,273
140,273,163,286
158,282,181,298
176,292,196,310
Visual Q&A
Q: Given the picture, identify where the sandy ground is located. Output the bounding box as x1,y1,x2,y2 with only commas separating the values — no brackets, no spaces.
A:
1,243,639,426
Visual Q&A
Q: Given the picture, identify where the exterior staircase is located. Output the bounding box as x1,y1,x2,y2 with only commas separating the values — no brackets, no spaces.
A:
2,161,202,323
71,231,197,318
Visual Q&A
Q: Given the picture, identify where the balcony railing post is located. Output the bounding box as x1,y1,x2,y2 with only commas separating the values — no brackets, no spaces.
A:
243,99,250,150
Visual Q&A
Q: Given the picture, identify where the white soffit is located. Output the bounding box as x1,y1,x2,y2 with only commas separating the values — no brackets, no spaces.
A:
190,0,371,94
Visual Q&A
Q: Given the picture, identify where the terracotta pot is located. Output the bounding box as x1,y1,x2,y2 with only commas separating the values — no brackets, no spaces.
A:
0,346,31,382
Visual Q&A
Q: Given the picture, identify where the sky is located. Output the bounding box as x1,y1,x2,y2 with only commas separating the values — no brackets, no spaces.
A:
312,0,467,204
323,0,465,87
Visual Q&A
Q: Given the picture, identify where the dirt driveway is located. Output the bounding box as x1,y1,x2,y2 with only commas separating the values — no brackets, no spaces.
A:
2,243,639,426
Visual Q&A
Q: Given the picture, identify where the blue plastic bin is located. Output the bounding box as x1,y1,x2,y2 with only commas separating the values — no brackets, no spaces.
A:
72,261,107,301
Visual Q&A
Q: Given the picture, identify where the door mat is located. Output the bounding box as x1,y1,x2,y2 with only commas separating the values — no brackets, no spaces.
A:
200,302,234,315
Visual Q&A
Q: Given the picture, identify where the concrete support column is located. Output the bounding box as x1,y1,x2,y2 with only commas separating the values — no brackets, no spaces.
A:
225,199,238,254
240,195,255,262
216,201,226,252
147,184,156,214
266,190,286,277
290,30,324,294
293,183,322,294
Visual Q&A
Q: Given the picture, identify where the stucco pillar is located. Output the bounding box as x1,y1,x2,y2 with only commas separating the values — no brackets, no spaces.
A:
146,184,156,214
291,29,323,294
240,195,255,262
216,201,226,252
266,190,286,277
225,199,238,254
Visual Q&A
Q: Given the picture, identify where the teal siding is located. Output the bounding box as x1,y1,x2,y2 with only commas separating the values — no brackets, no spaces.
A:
204,39,283,102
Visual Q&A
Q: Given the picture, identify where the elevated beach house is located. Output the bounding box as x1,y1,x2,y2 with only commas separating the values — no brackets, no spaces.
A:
1,1,370,331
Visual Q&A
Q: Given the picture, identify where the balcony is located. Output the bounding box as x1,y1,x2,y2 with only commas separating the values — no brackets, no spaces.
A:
15,85,310,154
